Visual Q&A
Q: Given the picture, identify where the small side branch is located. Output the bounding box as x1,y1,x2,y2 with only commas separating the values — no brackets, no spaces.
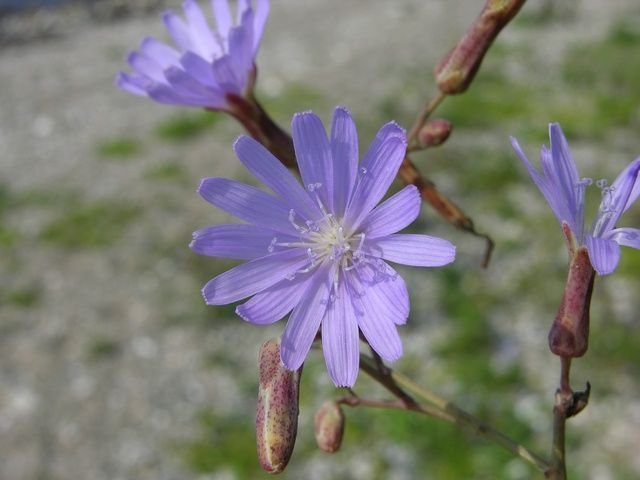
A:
359,354,549,473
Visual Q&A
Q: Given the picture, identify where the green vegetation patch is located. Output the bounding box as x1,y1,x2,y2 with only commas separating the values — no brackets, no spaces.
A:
179,410,262,477
96,137,142,158
40,200,140,248
144,161,189,183
154,111,221,141
3,286,41,308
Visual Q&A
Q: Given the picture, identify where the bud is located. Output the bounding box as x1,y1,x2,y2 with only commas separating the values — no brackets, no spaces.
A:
256,338,301,474
434,0,526,94
548,247,596,358
314,401,346,453
417,119,452,148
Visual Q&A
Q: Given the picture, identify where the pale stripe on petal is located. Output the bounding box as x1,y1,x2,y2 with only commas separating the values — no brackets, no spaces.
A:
202,248,309,305
322,278,360,387
236,275,311,325
365,234,456,267
585,234,621,276
280,262,333,371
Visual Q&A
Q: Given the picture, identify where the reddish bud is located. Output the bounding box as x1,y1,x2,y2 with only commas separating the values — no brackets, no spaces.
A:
417,119,453,147
434,0,526,94
314,401,346,453
256,338,301,474
548,247,596,358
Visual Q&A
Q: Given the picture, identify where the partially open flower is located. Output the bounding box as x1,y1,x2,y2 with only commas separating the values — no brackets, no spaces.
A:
116,0,269,110
511,123,640,275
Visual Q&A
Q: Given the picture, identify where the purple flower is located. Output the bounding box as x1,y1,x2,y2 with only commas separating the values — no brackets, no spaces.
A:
511,123,640,275
116,0,269,109
191,107,456,387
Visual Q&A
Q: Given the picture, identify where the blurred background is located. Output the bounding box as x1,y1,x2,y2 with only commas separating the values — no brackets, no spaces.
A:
1,0,640,478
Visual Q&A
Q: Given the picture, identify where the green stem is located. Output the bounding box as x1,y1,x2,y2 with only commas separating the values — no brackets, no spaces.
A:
359,354,550,473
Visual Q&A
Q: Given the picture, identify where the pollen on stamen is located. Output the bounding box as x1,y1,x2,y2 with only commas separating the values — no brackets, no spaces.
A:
267,237,278,253
577,177,593,187
289,209,309,234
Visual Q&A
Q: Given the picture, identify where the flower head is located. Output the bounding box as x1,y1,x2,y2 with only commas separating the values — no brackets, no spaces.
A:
116,0,269,109
191,107,456,387
511,123,640,275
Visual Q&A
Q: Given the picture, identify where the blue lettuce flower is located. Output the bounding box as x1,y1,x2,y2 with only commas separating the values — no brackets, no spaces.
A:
191,107,456,386
116,0,269,109
511,123,640,275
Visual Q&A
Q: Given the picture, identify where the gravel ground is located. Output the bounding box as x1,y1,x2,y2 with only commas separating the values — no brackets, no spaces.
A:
1,1,639,479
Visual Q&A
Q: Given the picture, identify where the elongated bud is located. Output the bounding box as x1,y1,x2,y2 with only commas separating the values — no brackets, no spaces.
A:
434,0,526,94
417,119,452,148
314,401,345,453
548,247,595,358
256,338,301,474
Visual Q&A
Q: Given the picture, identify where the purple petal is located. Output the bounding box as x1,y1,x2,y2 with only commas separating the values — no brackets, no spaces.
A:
164,66,223,106
182,0,219,59
236,275,311,325
608,156,640,217
322,279,360,387
180,51,219,87
585,234,621,276
139,37,180,68
198,177,296,234
162,10,193,51
511,136,578,235
211,54,241,93
190,224,291,259
359,185,420,238
365,234,456,267
236,0,250,21
548,123,582,222
280,263,333,371
233,136,322,221
251,0,270,53
354,262,409,325
147,83,207,106
592,157,640,236
115,72,149,96
330,106,359,218
608,227,640,250
291,111,334,211
344,122,407,231
211,0,232,38
202,248,309,304
227,10,254,76
347,271,402,362
127,51,167,83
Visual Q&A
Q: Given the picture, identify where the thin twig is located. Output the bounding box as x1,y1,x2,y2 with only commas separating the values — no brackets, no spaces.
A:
407,91,447,148
337,393,454,422
359,354,550,473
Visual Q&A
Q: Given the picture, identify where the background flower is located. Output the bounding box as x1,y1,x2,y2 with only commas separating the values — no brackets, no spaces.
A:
511,123,640,275
191,106,456,386
116,0,269,109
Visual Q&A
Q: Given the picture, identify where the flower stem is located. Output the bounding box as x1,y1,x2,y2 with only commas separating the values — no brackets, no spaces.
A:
359,354,550,473
407,91,447,150
547,357,572,480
